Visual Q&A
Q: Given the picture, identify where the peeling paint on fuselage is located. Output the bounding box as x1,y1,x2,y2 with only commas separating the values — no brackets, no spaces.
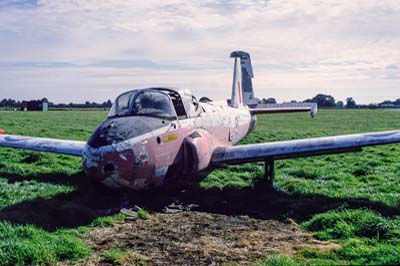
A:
83,99,254,190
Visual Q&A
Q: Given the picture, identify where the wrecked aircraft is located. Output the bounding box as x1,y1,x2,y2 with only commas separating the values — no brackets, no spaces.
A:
1,51,400,190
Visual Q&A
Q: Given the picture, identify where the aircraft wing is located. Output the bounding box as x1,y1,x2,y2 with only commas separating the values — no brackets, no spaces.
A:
212,130,400,165
250,103,318,117
0,134,85,156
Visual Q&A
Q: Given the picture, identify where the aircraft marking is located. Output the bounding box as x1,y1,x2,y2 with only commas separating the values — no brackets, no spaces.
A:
162,134,178,143
238,81,242,104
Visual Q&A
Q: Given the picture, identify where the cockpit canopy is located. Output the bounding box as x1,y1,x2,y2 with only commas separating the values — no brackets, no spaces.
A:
108,88,201,120
109,89,177,119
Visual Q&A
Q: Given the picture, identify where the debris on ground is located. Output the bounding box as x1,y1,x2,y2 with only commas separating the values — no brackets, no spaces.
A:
120,206,149,221
120,208,138,220
163,202,199,214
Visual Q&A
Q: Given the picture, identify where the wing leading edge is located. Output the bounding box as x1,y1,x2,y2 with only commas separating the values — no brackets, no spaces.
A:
0,134,86,156
212,130,400,165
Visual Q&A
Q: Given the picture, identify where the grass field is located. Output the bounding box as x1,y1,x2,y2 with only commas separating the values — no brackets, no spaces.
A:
0,109,399,265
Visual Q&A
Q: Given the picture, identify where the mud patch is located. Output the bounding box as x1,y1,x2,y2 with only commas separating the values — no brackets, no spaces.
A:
75,212,338,266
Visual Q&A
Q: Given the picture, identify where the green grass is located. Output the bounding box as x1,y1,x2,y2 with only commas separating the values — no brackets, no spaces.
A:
0,109,400,265
0,111,107,266
102,248,148,266
137,208,150,220
303,208,399,240
204,109,400,265
90,213,127,228
258,254,297,266
204,109,400,206
0,221,91,266
0,110,103,140
297,209,400,265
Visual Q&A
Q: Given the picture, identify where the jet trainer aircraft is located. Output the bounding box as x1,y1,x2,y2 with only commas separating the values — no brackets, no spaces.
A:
1,51,400,191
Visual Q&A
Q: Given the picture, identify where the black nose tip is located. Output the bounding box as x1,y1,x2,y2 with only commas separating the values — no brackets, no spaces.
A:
104,163,115,173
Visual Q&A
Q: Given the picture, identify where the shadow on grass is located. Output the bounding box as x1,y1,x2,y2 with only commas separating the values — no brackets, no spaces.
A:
0,171,123,231
0,171,399,231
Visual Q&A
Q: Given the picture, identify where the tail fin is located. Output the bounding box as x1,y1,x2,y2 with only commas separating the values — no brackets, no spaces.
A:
230,54,243,107
230,51,256,107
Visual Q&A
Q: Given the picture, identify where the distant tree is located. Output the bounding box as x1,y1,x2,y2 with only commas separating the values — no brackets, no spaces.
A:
336,101,344,109
381,100,393,105
345,97,357,108
261,98,277,104
305,94,336,108
290,100,298,103
0,98,18,109
395,99,400,105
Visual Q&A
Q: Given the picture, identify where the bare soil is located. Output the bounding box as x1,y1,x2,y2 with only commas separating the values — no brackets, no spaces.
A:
75,211,338,266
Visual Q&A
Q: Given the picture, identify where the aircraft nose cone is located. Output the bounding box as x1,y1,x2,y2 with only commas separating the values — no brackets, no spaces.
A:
87,116,165,148
83,116,169,190
82,143,159,190
83,145,132,177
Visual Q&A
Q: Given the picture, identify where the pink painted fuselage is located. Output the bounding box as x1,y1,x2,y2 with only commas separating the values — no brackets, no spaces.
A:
83,91,256,190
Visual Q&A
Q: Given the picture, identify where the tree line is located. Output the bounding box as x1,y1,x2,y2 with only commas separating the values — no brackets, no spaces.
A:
1,94,399,109
0,98,112,109
260,94,400,109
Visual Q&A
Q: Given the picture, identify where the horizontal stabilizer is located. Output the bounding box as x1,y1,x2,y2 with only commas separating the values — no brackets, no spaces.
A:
0,134,86,156
212,130,400,165
250,103,318,117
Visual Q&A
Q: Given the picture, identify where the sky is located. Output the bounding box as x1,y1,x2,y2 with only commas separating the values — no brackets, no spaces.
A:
0,0,399,104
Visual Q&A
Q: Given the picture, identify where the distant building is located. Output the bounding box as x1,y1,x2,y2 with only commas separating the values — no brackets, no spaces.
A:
42,98,48,112
21,98,49,111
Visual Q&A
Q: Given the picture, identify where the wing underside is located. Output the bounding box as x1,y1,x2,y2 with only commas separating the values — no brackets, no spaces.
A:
0,134,85,156
212,130,400,165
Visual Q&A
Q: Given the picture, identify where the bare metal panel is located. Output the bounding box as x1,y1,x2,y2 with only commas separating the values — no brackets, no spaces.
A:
0,134,85,156
212,130,400,165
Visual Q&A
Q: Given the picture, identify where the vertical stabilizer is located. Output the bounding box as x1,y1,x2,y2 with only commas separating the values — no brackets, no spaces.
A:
230,51,256,106
230,56,243,107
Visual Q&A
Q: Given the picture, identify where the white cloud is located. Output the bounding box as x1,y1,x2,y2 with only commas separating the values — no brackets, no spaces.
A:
0,0,399,103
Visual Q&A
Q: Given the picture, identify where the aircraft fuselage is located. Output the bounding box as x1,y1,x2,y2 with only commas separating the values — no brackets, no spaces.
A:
83,99,256,190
